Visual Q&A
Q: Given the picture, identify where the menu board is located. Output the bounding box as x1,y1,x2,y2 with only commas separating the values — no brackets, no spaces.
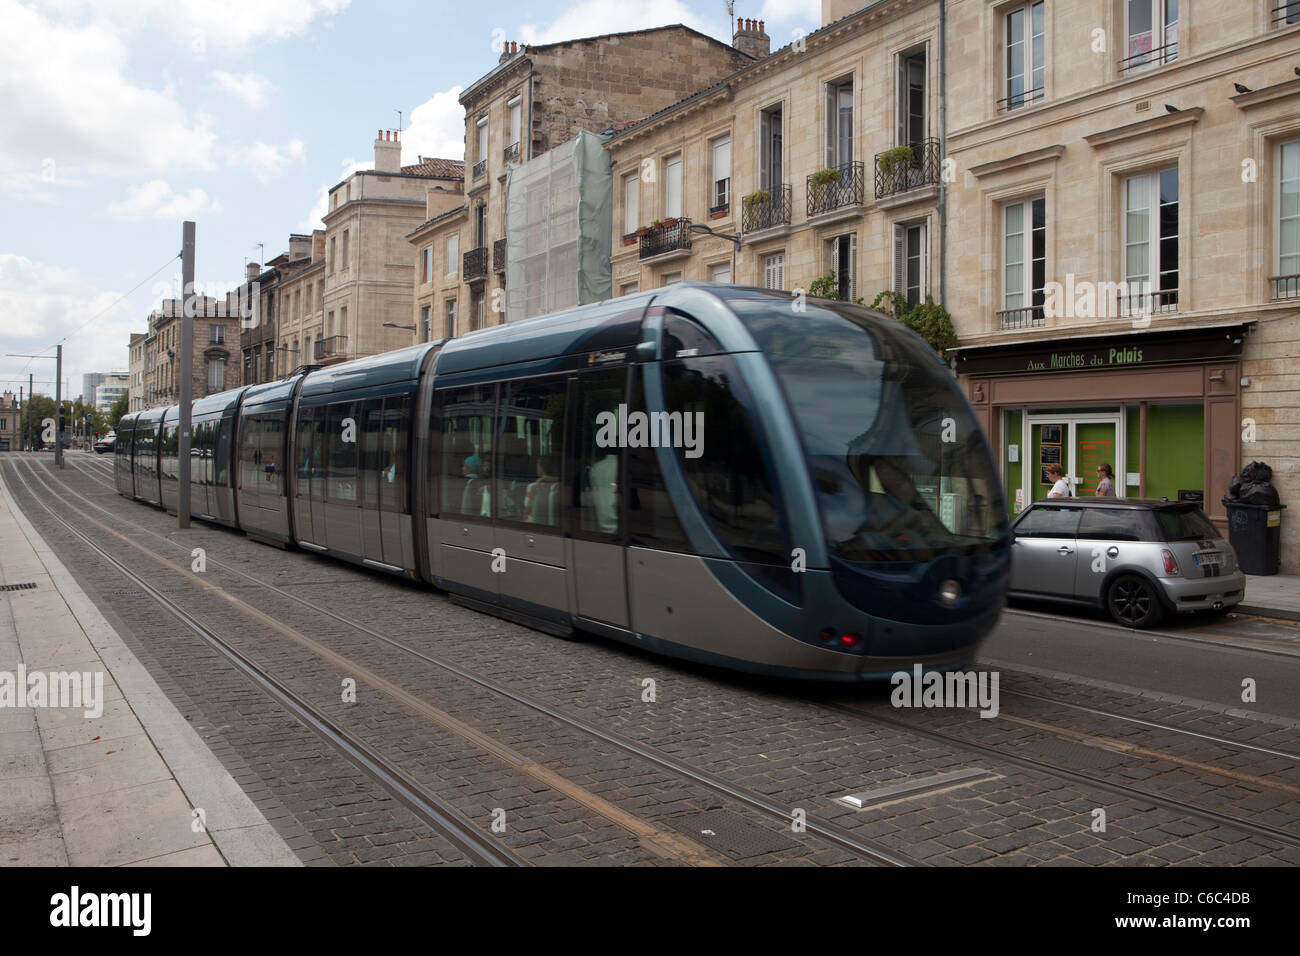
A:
1039,424,1064,492
1079,439,1115,496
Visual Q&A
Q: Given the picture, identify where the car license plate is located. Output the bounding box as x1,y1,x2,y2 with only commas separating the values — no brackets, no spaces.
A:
1194,552,1222,567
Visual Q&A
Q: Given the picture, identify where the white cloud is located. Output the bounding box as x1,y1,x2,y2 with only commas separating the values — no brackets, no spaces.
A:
0,0,217,178
211,70,271,107
402,86,465,163
0,254,138,394
108,180,220,219
229,138,306,183
298,157,370,232
39,0,351,51
515,0,707,45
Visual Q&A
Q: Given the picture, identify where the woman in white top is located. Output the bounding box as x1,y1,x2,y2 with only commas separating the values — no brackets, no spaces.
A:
1046,463,1071,498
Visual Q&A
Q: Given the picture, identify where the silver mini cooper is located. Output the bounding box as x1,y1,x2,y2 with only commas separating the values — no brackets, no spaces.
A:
1008,499,1245,628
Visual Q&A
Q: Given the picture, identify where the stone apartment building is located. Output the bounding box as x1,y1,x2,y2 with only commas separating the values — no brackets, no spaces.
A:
606,5,941,305
140,296,241,408
312,131,463,365
238,233,324,386
408,24,759,342
127,333,146,413
942,0,1300,568
0,391,18,451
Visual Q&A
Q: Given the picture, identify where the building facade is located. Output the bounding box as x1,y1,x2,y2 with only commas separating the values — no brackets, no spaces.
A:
606,5,941,309
943,0,1300,569
141,297,241,408
315,131,462,365
94,373,128,413
128,333,146,414
0,391,18,451
408,25,759,343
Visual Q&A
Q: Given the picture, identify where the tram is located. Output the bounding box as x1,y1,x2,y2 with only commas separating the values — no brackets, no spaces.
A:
116,283,1010,680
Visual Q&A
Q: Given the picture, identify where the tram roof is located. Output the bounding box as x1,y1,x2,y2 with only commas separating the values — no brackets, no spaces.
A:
300,342,440,398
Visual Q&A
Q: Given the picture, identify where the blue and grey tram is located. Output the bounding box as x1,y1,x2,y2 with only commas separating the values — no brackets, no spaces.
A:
115,283,1011,680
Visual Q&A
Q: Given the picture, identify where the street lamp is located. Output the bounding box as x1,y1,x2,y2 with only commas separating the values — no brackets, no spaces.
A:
687,223,742,284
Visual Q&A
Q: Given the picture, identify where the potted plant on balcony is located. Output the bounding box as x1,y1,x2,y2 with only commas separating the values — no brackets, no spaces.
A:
743,189,770,210
635,225,651,237
808,167,842,209
661,217,679,229
877,145,916,177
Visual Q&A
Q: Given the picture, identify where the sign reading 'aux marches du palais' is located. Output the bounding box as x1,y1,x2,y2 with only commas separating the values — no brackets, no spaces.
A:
954,325,1249,377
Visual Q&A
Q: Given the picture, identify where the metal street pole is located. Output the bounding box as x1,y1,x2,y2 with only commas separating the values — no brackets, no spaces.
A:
55,344,63,468
27,374,31,450
179,220,194,529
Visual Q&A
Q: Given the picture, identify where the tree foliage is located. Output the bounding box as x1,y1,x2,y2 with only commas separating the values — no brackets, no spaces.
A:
107,391,130,430
869,290,958,360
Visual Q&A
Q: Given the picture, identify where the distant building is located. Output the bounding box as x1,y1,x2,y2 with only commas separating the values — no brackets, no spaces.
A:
94,374,128,413
81,372,106,406
128,333,146,413
0,391,18,451
141,297,242,408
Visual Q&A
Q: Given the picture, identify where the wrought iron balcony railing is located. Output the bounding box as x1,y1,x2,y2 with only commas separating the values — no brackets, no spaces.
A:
998,305,1046,330
472,159,487,179
807,161,864,218
638,219,692,260
1118,288,1179,316
463,246,488,280
1118,40,1178,73
874,139,941,200
493,238,507,272
503,142,520,165
1271,274,1300,299
314,335,347,360
997,86,1045,112
741,184,792,233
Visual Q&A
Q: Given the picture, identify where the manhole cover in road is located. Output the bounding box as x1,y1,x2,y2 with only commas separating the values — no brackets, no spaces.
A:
0,582,37,591
668,810,799,860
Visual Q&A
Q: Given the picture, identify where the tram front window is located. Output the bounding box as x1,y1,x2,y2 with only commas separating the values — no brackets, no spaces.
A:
735,296,1005,561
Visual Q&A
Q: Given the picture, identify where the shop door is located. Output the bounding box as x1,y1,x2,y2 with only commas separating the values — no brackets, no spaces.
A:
1074,422,1117,497
1026,415,1122,501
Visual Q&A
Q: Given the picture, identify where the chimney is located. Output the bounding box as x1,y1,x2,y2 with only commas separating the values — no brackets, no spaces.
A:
733,17,770,59
246,262,260,282
288,233,311,261
311,229,326,262
499,39,518,65
374,128,402,173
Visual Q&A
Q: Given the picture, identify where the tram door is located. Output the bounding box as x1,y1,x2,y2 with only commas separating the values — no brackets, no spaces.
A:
568,368,630,628
323,400,362,556
293,406,319,544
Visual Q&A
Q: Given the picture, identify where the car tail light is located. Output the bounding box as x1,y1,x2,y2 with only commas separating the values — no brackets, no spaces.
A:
839,632,863,650
1161,549,1179,574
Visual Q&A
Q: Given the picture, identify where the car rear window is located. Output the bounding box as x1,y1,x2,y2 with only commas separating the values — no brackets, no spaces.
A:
1154,507,1220,541
1014,505,1081,538
1076,507,1150,541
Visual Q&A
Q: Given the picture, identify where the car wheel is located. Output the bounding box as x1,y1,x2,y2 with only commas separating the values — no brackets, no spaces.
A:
1107,574,1165,628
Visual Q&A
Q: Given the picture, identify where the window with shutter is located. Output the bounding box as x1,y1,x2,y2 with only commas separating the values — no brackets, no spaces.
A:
624,174,639,234
763,252,785,290
665,155,682,218
712,137,731,209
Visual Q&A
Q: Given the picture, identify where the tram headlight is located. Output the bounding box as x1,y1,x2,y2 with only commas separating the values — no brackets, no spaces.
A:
938,579,961,607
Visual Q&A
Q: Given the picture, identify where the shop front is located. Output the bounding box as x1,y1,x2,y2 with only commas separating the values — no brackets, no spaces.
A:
955,324,1250,534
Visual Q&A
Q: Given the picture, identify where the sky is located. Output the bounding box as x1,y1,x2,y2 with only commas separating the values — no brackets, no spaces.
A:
0,0,822,402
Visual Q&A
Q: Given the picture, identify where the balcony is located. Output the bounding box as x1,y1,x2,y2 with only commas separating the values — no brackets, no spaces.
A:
1271,274,1300,299
1274,1,1300,25
998,306,1046,331
997,87,1045,113
874,140,941,200
638,218,692,260
1118,41,1177,73
314,335,347,360
1118,288,1178,317
503,142,520,165
741,185,792,233
493,238,507,272
463,246,488,280
472,159,487,179
807,161,864,218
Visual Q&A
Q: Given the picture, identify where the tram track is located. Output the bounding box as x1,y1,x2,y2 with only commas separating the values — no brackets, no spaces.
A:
10,456,917,867
49,454,1300,856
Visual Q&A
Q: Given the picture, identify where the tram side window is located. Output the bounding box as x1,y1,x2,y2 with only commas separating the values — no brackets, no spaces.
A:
379,395,409,514
191,421,208,485
136,426,155,479
664,355,792,588
295,406,316,488
497,378,564,527
160,424,179,483
627,367,689,550
326,403,358,502
570,369,625,536
439,385,495,518
360,400,383,511
240,415,284,495
215,418,232,487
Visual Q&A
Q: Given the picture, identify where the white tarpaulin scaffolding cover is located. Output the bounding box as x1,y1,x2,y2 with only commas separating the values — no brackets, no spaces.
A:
505,129,612,323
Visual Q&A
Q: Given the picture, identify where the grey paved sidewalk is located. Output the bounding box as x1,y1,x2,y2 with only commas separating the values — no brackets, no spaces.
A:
1240,573,1300,620
0,470,300,866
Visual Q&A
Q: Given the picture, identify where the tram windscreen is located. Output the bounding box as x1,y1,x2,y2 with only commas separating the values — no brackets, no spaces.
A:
735,296,1006,561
